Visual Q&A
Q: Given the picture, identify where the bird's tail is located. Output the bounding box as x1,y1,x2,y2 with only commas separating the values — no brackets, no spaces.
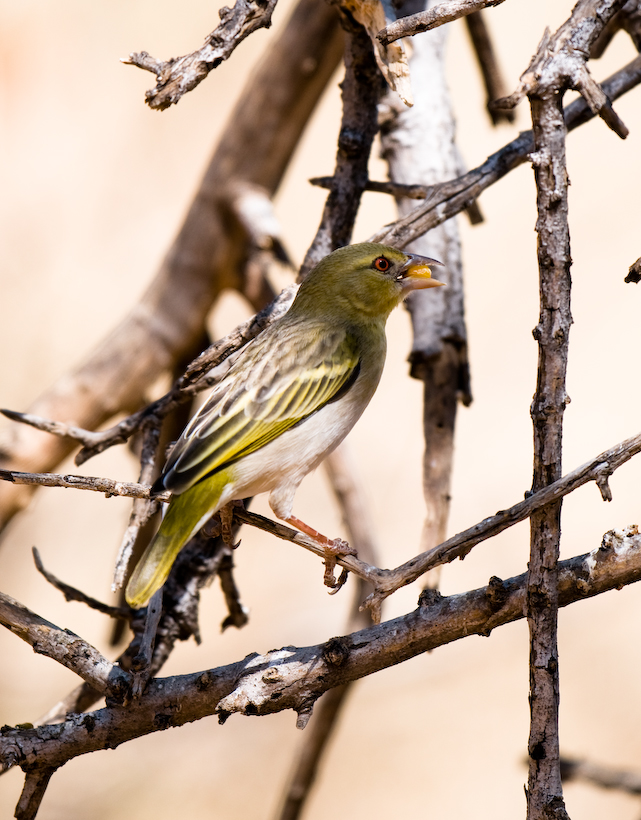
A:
125,471,228,608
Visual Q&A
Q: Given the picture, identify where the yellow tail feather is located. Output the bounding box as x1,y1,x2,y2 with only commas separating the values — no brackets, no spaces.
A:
125,471,229,608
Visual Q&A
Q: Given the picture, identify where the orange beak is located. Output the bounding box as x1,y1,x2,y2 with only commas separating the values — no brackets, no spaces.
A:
398,254,445,292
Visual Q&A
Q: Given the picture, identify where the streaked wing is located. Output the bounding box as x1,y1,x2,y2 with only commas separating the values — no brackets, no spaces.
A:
162,321,360,492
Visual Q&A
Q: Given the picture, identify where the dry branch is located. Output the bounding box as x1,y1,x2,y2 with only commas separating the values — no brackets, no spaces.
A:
493,0,629,138
3,526,641,779
560,755,641,795
378,0,506,46
3,428,641,607
124,0,279,110
0,592,132,702
370,53,641,249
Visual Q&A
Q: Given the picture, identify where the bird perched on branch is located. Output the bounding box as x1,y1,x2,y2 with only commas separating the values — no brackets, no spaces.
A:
125,242,444,608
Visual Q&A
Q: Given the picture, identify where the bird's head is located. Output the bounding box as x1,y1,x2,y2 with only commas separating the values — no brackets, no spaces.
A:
294,243,445,322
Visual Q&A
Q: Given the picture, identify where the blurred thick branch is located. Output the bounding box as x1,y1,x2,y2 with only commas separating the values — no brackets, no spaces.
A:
0,0,343,533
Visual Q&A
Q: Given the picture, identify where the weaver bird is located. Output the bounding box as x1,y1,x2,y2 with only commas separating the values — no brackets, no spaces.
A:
125,242,444,607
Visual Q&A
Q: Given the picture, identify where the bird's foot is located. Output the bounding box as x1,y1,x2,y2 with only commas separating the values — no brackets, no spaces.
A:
219,501,244,549
322,538,357,594
281,514,357,592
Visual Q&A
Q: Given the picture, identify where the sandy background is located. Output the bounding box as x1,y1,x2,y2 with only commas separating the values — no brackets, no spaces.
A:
1,0,641,817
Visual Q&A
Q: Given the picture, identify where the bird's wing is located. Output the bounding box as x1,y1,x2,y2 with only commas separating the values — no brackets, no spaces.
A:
161,323,360,492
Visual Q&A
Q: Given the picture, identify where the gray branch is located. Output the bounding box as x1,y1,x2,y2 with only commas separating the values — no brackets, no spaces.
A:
123,0,279,110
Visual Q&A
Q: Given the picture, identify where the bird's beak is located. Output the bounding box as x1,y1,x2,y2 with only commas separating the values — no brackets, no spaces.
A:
398,254,446,292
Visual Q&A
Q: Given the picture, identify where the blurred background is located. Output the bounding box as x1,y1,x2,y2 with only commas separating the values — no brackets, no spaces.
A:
1,0,641,817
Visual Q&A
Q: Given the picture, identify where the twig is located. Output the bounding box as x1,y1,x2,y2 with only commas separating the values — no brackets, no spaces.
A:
464,10,515,124
492,0,629,139
123,0,279,111
0,468,165,500
369,54,641,248
0,592,132,702
15,768,57,820
3,527,641,779
130,590,164,697
378,0,507,47
4,429,641,606
560,755,641,795
625,256,641,283
360,428,641,609
310,175,431,199
32,548,130,621
218,549,250,631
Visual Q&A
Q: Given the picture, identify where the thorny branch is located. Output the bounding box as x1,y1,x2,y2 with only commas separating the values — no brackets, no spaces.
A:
123,0,279,110
2,526,641,778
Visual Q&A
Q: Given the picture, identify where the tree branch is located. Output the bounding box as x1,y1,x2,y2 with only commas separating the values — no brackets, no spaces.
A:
3,428,641,610
0,592,132,702
299,12,384,276
2,526,640,779
369,54,641,248
378,0,507,47
492,0,629,138
464,10,516,124
123,0,279,110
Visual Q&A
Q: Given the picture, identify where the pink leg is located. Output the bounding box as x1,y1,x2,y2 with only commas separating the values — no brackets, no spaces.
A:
283,515,356,590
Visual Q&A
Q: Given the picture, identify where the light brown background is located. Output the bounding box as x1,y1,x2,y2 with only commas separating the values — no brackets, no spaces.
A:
1,1,641,817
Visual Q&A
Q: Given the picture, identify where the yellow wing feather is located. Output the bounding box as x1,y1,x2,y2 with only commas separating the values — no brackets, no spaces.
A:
161,323,360,494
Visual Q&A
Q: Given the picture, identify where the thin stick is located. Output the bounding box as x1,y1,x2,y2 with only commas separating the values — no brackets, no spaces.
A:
378,0,507,46
123,0,279,110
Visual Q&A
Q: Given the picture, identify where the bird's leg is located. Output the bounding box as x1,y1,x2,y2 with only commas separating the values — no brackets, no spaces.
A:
282,515,357,591
219,501,243,549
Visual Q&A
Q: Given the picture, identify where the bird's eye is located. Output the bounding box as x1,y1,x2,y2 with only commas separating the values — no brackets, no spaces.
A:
372,256,391,272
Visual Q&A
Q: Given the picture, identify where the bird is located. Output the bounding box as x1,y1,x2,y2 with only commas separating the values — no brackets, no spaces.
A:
125,242,444,608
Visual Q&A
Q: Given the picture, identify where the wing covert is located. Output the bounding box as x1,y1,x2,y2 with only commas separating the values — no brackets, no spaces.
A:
161,324,361,492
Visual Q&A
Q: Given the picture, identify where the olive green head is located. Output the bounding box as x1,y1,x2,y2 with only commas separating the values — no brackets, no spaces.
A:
292,242,445,322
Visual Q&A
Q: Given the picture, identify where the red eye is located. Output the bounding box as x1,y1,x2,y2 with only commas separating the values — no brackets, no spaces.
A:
373,256,390,272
